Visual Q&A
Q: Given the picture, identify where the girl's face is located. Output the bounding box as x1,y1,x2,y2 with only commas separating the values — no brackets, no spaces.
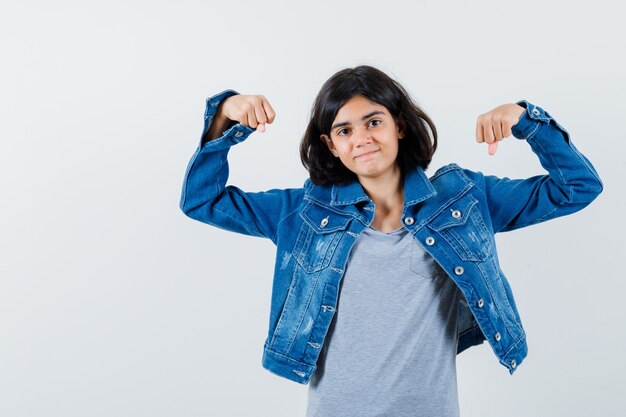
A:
320,95,405,183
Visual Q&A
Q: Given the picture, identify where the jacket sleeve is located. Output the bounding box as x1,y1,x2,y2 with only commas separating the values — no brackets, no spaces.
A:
179,90,303,244
463,100,603,233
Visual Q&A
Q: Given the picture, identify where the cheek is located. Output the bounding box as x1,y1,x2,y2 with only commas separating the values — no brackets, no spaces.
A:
333,142,351,155
338,154,352,166
336,154,356,171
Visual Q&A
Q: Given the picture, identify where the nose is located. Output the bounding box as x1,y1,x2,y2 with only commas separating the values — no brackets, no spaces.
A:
353,126,371,147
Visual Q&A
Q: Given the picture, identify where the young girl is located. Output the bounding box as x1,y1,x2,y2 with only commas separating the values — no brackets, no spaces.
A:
180,65,602,416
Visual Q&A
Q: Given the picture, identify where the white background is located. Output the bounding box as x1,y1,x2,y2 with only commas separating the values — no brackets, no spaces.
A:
1,0,625,416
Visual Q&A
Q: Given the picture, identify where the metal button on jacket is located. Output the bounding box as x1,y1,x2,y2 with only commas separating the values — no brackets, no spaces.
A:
320,217,329,228
495,332,501,342
425,236,435,246
532,108,540,116
510,359,517,368
451,209,462,219
454,266,464,275
477,298,484,308
404,217,415,225
234,131,244,138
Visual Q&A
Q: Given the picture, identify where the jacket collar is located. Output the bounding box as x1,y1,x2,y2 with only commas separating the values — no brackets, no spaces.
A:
305,166,437,208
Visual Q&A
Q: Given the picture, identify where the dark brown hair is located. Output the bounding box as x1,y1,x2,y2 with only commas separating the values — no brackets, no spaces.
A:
300,65,437,185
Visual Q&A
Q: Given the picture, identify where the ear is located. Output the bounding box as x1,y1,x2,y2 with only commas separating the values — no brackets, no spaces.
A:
396,114,406,140
320,134,339,157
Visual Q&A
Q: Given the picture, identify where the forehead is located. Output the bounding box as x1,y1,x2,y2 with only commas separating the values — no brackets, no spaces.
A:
333,95,390,122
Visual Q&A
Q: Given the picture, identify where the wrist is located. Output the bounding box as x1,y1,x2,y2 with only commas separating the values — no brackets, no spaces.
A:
204,112,234,144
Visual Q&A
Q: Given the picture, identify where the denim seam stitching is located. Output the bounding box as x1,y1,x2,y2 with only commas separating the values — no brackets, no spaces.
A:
302,197,362,220
283,271,320,354
274,205,303,243
502,331,527,358
180,146,203,209
481,258,519,337
475,261,517,343
419,183,475,227
430,163,462,181
264,346,315,368
516,121,540,141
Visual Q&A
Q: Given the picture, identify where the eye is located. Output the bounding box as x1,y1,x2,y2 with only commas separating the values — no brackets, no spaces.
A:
337,128,350,136
369,119,382,127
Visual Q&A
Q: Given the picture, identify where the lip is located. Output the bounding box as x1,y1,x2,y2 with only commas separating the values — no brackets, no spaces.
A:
355,149,379,159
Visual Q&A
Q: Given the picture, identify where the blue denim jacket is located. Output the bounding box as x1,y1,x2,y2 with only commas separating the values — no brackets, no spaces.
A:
180,90,603,384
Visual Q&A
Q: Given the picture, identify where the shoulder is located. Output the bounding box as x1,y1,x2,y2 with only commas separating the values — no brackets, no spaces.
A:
423,163,492,205
429,163,486,185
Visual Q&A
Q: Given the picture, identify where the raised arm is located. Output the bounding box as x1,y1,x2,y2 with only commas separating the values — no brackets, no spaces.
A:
179,90,303,243
464,100,603,233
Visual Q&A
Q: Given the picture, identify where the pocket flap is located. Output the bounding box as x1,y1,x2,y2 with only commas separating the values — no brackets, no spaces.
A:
300,204,352,234
429,194,478,231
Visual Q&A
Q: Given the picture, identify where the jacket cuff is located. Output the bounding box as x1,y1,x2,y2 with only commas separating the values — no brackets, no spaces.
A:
511,100,568,141
204,89,240,119
199,89,255,149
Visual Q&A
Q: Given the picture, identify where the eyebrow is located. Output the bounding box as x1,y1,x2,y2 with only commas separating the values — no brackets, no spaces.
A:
331,110,386,131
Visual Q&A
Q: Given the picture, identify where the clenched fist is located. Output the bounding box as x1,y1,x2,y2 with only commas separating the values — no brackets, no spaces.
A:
221,95,276,133
475,103,525,155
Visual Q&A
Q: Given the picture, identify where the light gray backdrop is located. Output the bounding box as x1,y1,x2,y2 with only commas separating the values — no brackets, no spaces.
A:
1,0,624,416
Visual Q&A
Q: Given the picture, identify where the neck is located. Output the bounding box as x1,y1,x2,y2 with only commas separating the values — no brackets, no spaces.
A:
358,165,404,212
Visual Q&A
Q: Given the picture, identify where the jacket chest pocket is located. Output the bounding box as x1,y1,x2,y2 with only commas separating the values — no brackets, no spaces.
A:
293,204,352,273
428,193,493,262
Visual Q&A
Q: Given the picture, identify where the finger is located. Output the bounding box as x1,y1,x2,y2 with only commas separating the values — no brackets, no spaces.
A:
502,119,512,138
246,108,258,128
254,101,268,125
257,123,266,132
493,118,503,141
262,97,276,124
475,117,484,143
483,121,495,144
488,141,498,156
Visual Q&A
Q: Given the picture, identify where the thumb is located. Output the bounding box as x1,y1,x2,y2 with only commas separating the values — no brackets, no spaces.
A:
488,141,498,156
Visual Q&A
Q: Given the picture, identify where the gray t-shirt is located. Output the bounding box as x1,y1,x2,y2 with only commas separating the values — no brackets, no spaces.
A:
306,226,462,417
